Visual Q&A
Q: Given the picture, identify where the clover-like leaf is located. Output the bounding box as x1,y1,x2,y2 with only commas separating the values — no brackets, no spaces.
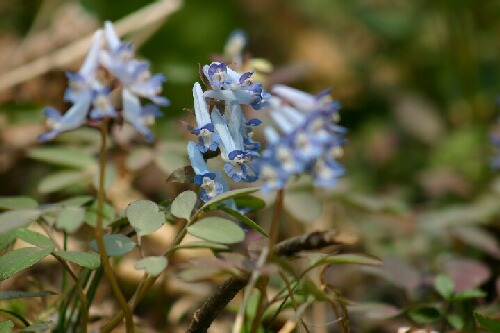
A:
0,247,53,280
171,191,197,220
55,207,85,233
54,250,101,270
126,200,165,236
0,197,38,210
89,234,136,257
187,217,245,244
15,229,53,249
0,210,40,235
134,256,168,276
0,320,14,332
284,191,323,223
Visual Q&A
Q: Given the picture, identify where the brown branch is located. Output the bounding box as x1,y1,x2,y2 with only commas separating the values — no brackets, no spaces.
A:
186,229,357,333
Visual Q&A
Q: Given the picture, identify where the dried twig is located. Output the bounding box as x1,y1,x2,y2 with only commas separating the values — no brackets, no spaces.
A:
186,229,358,333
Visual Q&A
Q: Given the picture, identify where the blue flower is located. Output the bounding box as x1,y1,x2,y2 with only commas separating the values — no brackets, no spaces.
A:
184,82,220,153
211,107,259,182
100,21,168,140
258,85,346,191
203,62,270,110
39,30,103,142
90,88,116,119
188,141,224,202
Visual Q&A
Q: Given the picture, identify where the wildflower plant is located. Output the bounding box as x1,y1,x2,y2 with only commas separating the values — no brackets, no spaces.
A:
0,22,387,333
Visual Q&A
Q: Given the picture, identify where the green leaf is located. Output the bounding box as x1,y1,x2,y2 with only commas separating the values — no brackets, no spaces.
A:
0,197,37,210
452,289,486,300
435,275,454,299
84,201,114,227
28,147,95,169
233,194,266,211
0,290,56,300
348,303,402,320
0,320,14,331
126,200,165,236
172,241,229,252
0,320,14,332
201,187,259,210
53,250,100,270
187,217,245,244
91,164,117,191
89,234,136,257
0,231,16,252
171,191,197,220
316,253,383,267
284,191,323,223
408,306,441,324
475,313,500,333
219,206,268,237
165,166,195,184
0,210,40,235
15,229,53,249
134,256,168,276
19,322,50,332
447,314,464,330
55,207,85,233
0,247,53,280
38,171,87,194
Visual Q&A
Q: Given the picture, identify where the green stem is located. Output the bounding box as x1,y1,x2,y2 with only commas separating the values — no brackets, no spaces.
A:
250,189,284,333
94,120,135,333
52,254,88,333
102,219,191,333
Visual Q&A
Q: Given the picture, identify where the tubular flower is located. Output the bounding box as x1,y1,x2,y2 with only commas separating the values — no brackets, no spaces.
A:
183,82,220,153
211,105,259,183
203,62,270,110
257,85,346,192
39,21,168,142
187,141,224,202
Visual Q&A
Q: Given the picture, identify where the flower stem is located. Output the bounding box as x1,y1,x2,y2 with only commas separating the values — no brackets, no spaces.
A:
52,254,88,333
102,219,191,333
94,120,135,332
250,189,284,333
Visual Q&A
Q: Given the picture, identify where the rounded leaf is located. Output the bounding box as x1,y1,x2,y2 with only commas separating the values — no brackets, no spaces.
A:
171,191,197,220
89,234,136,257
134,256,168,276
15,229,53,249
126,200,165,236
187,217,245,244
55,207,85,233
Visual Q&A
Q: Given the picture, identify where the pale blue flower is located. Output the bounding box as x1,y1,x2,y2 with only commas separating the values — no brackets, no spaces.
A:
184,82,220,153
258,85,346,192
203,62,270,110
212,107,259,182
188,141,223,202
39,30,103,142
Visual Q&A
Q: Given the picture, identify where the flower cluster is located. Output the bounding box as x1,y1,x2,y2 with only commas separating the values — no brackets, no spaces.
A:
186,62,271,201
257,85,346,193
39,21,168,142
